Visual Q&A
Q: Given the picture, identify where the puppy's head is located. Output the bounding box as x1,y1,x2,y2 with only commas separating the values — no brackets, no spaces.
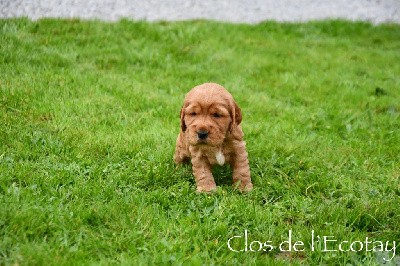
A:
180,83,242,146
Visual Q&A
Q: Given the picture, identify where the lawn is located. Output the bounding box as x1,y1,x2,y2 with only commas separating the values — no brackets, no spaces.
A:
0,18,399,265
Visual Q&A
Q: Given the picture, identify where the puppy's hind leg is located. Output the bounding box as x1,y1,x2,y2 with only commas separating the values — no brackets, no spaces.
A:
174,133,190,164
174,148,190,164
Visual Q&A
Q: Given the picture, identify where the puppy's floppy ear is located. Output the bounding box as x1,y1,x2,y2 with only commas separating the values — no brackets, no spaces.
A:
180,106,186,132
229,100,242,132
234,101,242,125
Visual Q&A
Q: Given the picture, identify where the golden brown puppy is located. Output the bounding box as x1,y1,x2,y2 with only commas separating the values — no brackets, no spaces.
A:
174,83,253,192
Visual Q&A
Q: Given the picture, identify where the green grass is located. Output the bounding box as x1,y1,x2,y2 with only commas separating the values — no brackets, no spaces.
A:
1,18,399,265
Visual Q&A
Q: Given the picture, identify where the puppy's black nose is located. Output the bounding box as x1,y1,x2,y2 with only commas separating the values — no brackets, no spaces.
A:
197,130,209,140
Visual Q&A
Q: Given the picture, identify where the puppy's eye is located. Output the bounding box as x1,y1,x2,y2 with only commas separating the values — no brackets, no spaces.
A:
212,113,222,118
190,112,197,116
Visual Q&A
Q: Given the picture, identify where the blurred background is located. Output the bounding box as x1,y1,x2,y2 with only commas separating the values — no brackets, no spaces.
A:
1,0,399,24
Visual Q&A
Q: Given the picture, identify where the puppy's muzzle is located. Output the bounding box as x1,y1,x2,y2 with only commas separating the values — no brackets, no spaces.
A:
197,130,209,140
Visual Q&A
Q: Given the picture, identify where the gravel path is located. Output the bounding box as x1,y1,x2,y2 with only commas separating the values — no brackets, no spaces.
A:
1,0,399,24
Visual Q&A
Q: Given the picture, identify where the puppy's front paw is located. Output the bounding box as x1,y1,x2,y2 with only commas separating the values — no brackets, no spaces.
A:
233,181,253,192
196,183,217,193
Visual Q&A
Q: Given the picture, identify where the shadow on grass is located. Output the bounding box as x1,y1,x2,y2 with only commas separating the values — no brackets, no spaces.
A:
212,165,233,187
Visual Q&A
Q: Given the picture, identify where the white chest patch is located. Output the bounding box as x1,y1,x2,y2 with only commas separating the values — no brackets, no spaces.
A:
215,151,225,166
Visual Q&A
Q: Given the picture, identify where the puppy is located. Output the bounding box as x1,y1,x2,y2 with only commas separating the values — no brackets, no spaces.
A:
174,83,253,192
